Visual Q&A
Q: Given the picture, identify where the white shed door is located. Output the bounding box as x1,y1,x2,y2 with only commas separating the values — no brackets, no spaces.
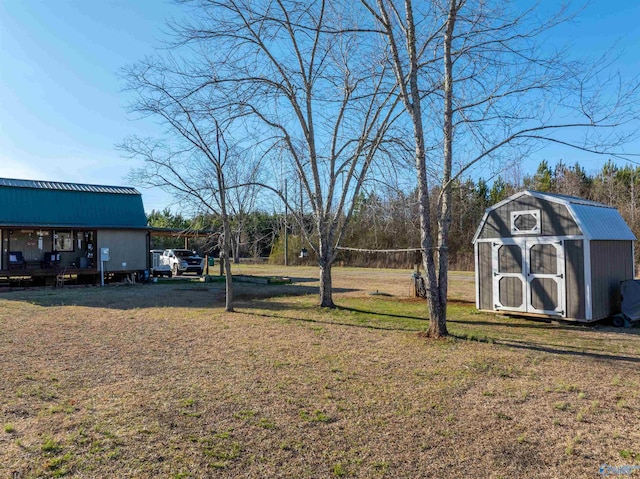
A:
492,240,565,317
526,240,565,316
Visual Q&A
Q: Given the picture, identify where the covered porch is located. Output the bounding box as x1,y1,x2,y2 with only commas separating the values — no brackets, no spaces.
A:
1,227,98,279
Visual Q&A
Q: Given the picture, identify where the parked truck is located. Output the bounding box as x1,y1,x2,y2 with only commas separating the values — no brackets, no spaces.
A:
150,249,205,277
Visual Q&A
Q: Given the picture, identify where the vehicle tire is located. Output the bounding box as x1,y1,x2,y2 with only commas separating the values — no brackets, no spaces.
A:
167,271,172,278
612,314,626,327
197,269,203,276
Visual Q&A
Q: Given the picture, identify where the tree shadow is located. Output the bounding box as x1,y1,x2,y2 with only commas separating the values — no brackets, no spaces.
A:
0,281,357,310
246,309,423,332
488,338,640,364
447,318,596,333
3,281,638,366
337,306,428,321
241,303,640,363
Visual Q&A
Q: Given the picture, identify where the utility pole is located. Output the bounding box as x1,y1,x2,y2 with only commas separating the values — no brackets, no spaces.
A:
284,178,288,266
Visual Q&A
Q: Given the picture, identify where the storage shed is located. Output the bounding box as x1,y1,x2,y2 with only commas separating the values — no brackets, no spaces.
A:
472,190,636,322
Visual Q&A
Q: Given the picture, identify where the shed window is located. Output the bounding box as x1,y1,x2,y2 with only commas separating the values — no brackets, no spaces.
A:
510,210,540,235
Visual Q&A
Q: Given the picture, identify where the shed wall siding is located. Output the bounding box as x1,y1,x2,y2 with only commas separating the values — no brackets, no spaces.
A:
478,242,493,309
97,230,148,271
590,241,633,320
564,240,585,320
479,196,580,239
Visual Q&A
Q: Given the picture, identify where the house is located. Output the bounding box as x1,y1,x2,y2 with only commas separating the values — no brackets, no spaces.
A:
0,178,149,285
472,190,635,322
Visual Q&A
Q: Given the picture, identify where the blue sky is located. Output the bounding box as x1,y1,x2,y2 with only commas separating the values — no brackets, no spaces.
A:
0,0,181,211
1,0,639,213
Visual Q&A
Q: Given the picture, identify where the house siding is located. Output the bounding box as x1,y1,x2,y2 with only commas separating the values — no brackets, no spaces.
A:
97,229,148,272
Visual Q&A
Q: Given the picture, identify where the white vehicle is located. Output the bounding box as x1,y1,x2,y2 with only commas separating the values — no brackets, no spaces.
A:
150,249,205,277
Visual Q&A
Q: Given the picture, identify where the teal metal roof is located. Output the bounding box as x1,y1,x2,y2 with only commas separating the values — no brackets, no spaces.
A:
0,178,148,229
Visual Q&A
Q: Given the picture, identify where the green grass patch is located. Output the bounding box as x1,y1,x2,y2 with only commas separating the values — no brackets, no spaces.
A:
299,409,331,423
42,437,63,454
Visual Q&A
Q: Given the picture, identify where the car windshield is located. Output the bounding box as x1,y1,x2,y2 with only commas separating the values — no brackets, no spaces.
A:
174,250,195,258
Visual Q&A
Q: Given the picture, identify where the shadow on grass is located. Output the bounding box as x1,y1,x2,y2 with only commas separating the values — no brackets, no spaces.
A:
3,283,639,364
447,318,595,334
247,306,640,363
247,310,424,332
284,276,320,284
337,306,427,321
0,281,357,310
338,305,602,334
492,338,640,364
449,316,640,336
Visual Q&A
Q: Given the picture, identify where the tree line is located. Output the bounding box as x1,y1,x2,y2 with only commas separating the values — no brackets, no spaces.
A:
148,158,640,269
339,159,640,268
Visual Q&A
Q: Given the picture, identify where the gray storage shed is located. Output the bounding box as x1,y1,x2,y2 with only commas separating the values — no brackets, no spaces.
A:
472,190,636,322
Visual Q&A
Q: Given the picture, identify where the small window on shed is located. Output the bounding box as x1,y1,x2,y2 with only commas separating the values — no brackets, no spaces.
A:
510,210,540,235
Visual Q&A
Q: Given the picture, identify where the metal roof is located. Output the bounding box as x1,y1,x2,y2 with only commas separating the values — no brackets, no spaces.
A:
473,190,636,242
0,177,147,229
0,177,140,195
526,190,612,208
570,203,636,241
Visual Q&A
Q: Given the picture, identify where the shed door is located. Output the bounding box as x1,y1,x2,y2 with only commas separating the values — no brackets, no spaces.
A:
492,242,526,313
526,240,565,316
492,240,565,317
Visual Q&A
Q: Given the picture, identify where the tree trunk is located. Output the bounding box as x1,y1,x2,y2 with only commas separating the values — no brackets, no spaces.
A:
318,226,335,308
218,158,234,312
399,0,449,338
426,0,457,339
221,223,234,312
233,230,241,264
319,260,334,308
223,249,234,312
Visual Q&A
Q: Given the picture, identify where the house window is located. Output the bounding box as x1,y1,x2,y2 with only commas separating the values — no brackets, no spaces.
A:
54,231,74,252
510,210,541,235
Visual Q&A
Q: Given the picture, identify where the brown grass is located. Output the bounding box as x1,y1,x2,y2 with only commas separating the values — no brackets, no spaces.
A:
1,265,639,478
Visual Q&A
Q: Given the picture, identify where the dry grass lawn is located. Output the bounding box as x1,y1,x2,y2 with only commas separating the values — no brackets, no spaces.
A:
1,265,639,478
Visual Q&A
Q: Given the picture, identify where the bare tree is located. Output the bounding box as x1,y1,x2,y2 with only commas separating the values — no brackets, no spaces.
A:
225,154,262,264
364,0,640,337
118,59,240,311
165,0,401,307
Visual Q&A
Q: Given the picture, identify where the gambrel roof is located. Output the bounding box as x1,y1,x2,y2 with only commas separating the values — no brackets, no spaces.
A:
0,177,148,229
472,190,635,243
